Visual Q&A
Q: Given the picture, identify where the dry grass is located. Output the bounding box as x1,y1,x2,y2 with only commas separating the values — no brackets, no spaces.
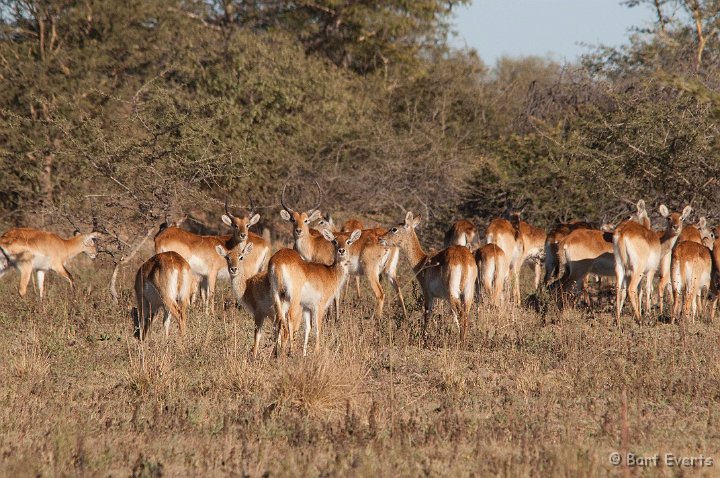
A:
1,257,720,476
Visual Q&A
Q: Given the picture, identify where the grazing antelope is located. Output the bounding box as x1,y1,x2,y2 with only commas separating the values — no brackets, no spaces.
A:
474,243,508,306
221,198,271,273
131,251,196,339
544,221,597,285
555,228,615,305
154,224,238,311
0,228,98,299
614,204,691,324
270,229,361,356
658,216,713,314
485,218,522,303
215,242,275,358
379,212,477,342
510,213,547,290
671,240,712,324
443,220,477,249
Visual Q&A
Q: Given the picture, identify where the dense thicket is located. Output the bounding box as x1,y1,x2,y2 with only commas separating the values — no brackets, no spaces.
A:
1,0,719,252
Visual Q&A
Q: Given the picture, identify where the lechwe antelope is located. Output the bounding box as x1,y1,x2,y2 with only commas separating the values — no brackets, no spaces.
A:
671,241,712,324
131,251,196,340
270,229,361,356
474,243,508,306
485,218,522,303
379,212,477,342
614,204,692,324
215,242,275,358
154,224,239,311
554,228,614,306
544,221,597,284
443,220,477,249
280,185,406,319
510,213,547,290
221,198,270,272
657,216,714,314
0,227,98,298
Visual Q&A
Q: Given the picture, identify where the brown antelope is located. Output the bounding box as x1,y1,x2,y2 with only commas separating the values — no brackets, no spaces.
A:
342,219,365,232
509,213,547,290
709,235,720,322
671,240,712,324
154,224,238,311
131,251,196,340
614,204,692,324
0,228,98,299
221,198,271,273
544,221,597,285
555,228,614,305
270,229,361,356
281,187,406,319
215,242,275,358
658,217,713,314
485,218,522,303
443,220,477,249
379,212,477,342
474,243,508,306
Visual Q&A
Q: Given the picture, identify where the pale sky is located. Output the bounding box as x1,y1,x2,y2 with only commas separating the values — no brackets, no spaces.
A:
452,0,655,65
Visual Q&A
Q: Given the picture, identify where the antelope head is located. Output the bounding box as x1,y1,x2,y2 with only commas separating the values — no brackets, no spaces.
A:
222,197,261,242
279,181,323,238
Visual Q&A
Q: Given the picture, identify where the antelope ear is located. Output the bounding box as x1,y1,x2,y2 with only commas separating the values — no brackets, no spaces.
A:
243,242,254,255
659,204,670,217
699,217,707,228
349,229,361,244
221,215,233,227
308,210,322,222
411,215,421,229
215,245,228,257
636,199,646,214
404,211,413,227
280,210,291,221
681,205,692,221
321,229,335,242
248,214,261,227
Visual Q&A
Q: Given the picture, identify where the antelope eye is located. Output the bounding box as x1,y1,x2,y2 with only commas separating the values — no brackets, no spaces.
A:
391,227,398,233
332,240,338,245
304,219,309,224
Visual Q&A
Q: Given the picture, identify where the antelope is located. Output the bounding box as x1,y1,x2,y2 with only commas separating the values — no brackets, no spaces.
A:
658,217,713,314
671,240,712,324
379,212,477,342
485,218,522,303
544,221,597,285
154,224,238,311
221,198,271,274
342,219,365,233
443,220,477,249
131,251,196,340
215,242,275,358
510,213,547,290
0,227,98,299
710,235,720,322
270,229,361,356
474,243,508,306
280,185,406,319
614,204,692,324
555,228,615,305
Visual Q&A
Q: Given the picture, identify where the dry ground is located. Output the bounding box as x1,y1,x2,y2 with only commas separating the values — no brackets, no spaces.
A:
1,256,719,477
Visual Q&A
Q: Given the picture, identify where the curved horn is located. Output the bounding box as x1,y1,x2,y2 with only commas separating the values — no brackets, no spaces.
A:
224,199,235,219
281,184,295,214
308,180,322,214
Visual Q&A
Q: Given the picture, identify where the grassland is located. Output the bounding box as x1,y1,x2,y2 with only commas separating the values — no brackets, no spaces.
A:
1,254,719,477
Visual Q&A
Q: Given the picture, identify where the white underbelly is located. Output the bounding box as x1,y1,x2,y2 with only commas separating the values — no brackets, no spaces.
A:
32,255,53,271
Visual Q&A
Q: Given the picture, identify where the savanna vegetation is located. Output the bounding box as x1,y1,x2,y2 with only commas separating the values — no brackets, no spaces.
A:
2,0,720,476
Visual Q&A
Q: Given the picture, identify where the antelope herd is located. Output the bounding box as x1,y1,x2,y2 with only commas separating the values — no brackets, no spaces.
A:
1,190,719,356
